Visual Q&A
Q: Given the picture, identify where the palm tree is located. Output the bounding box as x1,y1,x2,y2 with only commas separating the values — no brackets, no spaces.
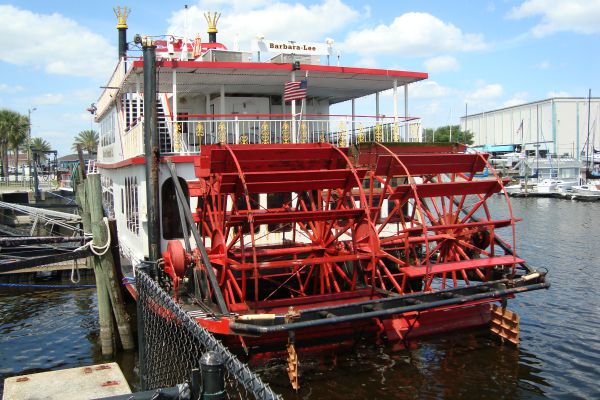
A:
31,137,51,152
72,130,99,155
31,137,52,164
8,115,29,180
0,109,28,178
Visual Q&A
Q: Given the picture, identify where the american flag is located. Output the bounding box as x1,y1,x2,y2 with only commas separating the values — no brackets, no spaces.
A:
283,80,308,103
516,119,524,140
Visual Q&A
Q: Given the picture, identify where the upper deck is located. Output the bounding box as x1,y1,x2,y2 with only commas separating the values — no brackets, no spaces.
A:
95,44,428,164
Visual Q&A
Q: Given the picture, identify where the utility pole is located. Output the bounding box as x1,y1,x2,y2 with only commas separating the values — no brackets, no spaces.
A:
465,103,468,144
27,107,36,176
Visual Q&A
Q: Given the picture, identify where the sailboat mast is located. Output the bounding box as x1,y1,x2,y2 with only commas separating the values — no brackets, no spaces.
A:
587,89,592,172
536,104,540,177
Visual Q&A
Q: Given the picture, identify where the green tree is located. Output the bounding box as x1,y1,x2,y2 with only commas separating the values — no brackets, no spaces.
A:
31,137,52,163
423,125,474,145
0,109,29,178
30,137,51,153
72,130,99,155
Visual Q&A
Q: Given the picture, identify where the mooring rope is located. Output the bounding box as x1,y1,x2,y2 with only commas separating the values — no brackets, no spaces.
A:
76,217,111,256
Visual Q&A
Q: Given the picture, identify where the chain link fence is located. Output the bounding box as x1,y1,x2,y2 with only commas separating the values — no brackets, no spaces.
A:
136,268,282,400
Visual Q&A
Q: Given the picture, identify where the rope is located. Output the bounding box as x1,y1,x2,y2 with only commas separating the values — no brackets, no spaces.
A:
76,217,111,256
0,282,95,289
71,258,81,284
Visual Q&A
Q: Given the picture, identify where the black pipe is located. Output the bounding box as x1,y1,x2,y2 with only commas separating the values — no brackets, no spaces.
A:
0,248,92,273
118,28,128,60
142,39,161,263
208,32,217,43
200,351,226,400
32,152,40,202
229,282,550,335
0,236,87,247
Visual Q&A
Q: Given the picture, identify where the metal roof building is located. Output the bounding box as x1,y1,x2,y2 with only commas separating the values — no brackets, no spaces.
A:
460,97,600,160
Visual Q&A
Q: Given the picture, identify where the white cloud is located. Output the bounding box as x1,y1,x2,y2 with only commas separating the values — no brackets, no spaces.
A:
502,92,529,107
547,91,571,97
341,12,486,57
536,60,551,69
0,83,24,93
466,83,504,102
508,0,600,37
353,57,378,68
33,93,65,105
168,0,359,49
410,81,453,99
423,55,459,73
61,112,92,122
0,5,115,78
379,81,452,100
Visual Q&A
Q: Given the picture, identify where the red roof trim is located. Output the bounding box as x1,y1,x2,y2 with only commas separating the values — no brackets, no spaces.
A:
131,60,428,80
96,155,197,169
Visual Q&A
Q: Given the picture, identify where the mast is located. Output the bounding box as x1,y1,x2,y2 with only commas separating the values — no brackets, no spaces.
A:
587,89,592,173
536,104,540,180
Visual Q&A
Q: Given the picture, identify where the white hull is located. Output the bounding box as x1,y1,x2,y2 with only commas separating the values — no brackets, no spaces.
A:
572,184,600,196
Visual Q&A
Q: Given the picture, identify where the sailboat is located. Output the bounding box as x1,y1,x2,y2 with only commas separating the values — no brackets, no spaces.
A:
572,89,600,198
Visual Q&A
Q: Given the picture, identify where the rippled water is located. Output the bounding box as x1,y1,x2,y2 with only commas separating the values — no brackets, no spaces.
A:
1,197,600,398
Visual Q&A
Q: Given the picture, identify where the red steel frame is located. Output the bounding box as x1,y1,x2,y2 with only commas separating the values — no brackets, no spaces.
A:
161,142,527,347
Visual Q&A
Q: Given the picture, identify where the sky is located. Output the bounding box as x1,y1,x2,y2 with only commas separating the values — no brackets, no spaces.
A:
0,0,599,156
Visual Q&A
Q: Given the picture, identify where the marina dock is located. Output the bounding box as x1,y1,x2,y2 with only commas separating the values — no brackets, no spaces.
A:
2,363,131,400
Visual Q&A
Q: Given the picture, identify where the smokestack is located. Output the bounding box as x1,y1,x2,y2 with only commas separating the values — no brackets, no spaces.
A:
114,6,131,59
204,12,221,43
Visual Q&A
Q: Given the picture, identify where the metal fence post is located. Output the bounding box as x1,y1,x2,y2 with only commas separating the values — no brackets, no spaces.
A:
200,351,225,400
137,263,149,390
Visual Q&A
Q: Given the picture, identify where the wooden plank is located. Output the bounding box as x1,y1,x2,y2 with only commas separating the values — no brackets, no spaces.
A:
390,179,509,200
373,153,489,176
226,208,367,225
400,255,524,278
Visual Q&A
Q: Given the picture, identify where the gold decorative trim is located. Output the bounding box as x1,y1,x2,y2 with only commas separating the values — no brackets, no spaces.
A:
204,12,221,33
113,6,131,29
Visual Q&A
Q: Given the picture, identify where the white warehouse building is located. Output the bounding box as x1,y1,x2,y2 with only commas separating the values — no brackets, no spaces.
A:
460,97,600,158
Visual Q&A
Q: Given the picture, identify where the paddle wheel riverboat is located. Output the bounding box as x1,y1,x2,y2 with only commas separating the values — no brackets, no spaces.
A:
94,9,549,375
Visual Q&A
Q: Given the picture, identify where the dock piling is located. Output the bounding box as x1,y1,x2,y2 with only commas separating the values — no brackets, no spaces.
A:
86,173,135,352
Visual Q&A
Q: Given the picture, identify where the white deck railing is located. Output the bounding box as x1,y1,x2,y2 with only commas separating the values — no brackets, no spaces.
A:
123,121,144,159
112,116,422,158
160,117,422,154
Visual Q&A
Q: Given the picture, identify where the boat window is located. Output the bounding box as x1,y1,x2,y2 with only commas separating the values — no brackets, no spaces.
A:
101,176,114,218
161,177,190,240
125,176,140,235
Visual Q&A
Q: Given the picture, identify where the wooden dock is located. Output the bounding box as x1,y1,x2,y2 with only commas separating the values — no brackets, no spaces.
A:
2,363,131,400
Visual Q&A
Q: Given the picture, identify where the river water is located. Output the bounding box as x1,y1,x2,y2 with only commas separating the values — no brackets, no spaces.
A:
1,196,599,399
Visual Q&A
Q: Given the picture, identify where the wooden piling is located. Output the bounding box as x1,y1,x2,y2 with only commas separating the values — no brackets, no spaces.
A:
86,173,135,351
77,181,114,356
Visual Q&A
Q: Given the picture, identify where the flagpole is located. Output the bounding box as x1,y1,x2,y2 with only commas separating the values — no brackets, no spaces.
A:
291,70,296,143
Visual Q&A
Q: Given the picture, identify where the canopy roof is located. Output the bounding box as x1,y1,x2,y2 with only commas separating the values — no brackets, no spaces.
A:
122,60,428,104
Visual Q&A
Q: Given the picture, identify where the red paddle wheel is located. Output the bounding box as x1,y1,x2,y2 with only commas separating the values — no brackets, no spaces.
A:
354,142,521,294
159,142,547,354
188,143,377,311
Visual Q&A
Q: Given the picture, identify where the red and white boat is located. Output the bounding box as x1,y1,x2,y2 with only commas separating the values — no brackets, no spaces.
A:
94,9,548,362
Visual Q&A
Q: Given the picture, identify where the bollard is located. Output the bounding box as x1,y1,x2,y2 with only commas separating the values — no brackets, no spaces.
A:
200,351,226,400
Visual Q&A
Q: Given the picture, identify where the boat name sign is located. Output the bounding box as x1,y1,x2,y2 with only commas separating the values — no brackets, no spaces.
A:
253,39,331,56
